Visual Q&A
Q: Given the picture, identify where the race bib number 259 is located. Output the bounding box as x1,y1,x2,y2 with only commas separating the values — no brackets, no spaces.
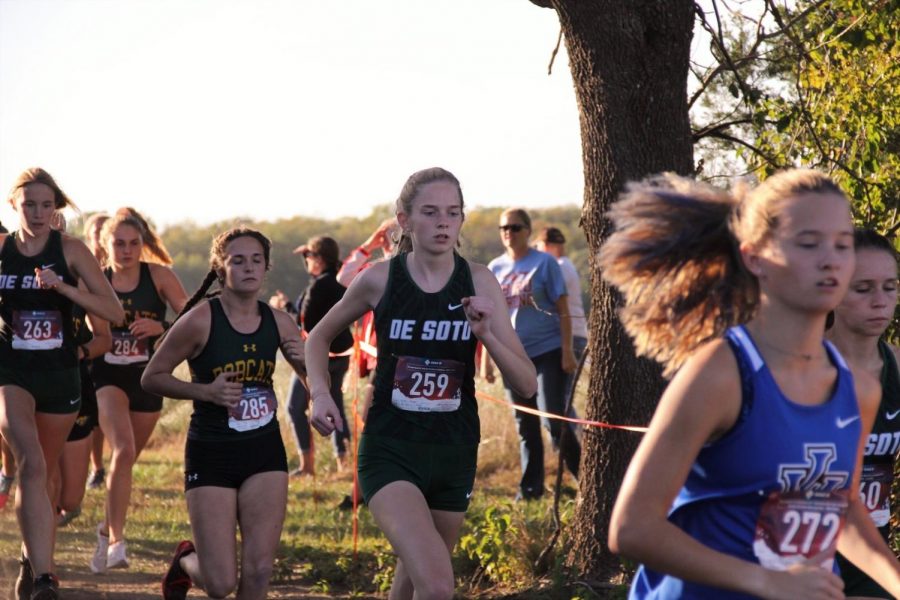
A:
391,355,464,413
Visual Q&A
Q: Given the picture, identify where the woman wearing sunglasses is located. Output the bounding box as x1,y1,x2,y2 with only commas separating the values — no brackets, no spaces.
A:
485,208,581,501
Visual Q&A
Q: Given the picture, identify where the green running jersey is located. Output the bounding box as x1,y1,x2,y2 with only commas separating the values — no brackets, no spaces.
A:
368,253,479,445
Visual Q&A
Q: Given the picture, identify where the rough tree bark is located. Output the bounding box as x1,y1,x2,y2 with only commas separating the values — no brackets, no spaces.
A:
530,0,696,580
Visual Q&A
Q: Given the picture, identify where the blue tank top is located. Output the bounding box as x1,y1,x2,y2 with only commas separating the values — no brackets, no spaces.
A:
630,325,861,600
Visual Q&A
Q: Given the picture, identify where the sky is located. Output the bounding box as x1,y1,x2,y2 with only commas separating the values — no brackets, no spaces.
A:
0,0,586,229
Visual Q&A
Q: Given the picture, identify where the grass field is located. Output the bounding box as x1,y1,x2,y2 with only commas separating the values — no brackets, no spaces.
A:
0,358,624,599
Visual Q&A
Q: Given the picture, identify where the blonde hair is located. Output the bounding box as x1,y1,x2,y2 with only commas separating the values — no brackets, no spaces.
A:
8,167,78,212
101,207,173,267
394,167,464,253
84,212,110,263
599,169,847,376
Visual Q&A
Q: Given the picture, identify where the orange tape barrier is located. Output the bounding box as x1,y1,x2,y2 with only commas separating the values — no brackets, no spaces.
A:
475,390,648,433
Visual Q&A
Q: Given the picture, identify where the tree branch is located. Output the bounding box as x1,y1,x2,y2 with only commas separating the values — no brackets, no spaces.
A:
548,27,564,75
692,117,755,141
704,130,782,167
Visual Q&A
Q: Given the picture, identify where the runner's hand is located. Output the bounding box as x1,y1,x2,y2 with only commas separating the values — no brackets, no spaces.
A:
205,371,242,409
462,296,493,340
130,317,164,339
761,549,844,600
310,393,343,436
34,266,62,290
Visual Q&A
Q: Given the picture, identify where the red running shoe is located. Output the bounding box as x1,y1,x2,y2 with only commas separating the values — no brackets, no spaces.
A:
161,540,195,600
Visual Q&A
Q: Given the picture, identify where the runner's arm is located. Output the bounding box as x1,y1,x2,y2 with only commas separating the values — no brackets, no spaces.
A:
83,312,112,359
834,368,900,594
59,236,125,324
141,303,241,407
272,309,306,377
470,265,535,398
609,340,845,599
308,263,385,435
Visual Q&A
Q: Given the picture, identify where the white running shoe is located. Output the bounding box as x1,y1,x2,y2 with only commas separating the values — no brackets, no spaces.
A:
107,540,129,569
90,523,109,574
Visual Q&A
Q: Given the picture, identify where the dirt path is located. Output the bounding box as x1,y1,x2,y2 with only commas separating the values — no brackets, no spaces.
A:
0,533,378,599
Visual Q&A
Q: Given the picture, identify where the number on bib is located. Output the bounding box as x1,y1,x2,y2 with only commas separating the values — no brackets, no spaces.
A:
104,330,150,365
391,355,465,413
753,489,848,571
859,463,893,527
228,386,277,432
11,310,64,350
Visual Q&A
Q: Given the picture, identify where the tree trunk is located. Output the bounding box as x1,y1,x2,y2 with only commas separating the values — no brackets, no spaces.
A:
547,0,696,580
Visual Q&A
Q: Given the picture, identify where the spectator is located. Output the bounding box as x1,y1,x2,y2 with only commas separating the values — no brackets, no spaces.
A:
486,208,581,500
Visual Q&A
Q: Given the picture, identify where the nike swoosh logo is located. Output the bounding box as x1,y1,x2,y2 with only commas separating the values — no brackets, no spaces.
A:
448,302,463,310
465,490,473,499
836,415,860,429
41,263,55,270
887,410,900,420
69,398,80,405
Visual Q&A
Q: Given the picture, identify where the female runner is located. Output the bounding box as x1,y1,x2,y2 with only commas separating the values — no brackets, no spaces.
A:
1,167,123,600
141,227,306,600
89,208,188,573
308,167,537,599
828,229,900,600
602,170,900,598
83,212,111,489
49,211,112,527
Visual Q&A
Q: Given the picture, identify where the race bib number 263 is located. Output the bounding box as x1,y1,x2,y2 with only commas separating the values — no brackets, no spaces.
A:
11,310,63,350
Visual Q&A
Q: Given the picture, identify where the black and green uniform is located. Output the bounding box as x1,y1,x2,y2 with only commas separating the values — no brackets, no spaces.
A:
68,304,99,441
358,252,479,511
90,262,166,412
837,339,900,598
183,298,286,490
0,230,80,413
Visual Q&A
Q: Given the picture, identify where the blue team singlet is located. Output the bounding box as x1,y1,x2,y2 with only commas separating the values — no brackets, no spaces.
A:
630,325,861,600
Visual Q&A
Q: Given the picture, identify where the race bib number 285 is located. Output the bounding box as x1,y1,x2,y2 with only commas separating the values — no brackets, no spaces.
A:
228,386,277,433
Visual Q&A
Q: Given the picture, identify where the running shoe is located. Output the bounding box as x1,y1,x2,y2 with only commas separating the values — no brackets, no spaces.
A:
29,573,59,600
0,473,14,509
90,523,109,574
87,467,105,489
161,540,195,600
15,554,33,600
107,540,129,569
57,505,81,527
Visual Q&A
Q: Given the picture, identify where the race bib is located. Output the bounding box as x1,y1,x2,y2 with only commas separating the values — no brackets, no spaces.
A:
753,490,848,571
391,355,464,413
104,330,150,365
11,310,63,350
228,386,277,432
859,463,893,527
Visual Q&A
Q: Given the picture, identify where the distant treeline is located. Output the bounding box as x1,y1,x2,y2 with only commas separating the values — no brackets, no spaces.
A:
80,204,590,313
